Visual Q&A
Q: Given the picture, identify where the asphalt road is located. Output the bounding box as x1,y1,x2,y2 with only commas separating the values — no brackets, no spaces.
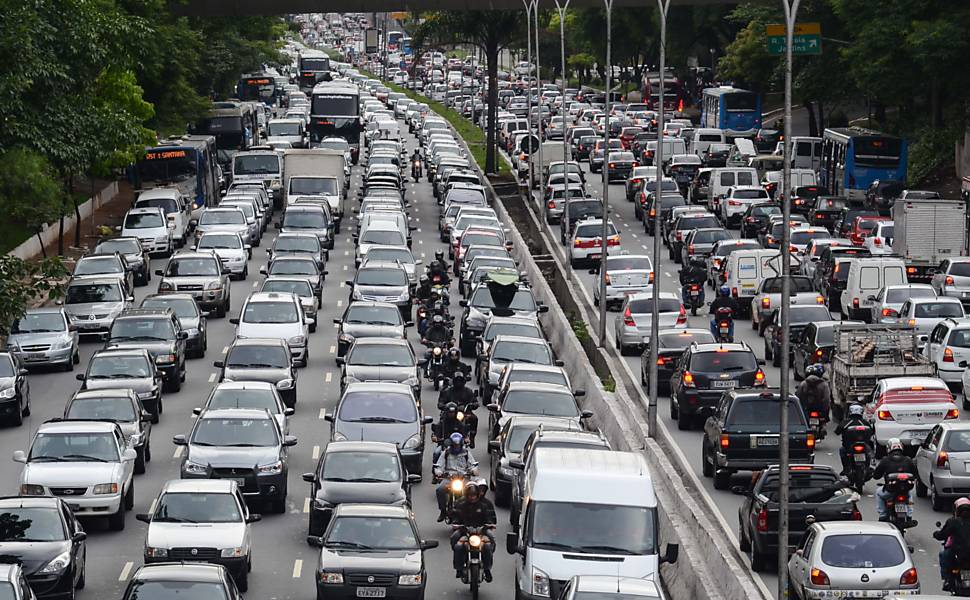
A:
8,125,515,600
516,146,952,593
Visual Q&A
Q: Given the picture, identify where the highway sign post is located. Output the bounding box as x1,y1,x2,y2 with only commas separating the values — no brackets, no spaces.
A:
766,22,821,55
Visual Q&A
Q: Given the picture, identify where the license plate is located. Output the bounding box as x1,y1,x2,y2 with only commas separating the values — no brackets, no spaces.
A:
894,504,908,514
758,437,779,447
711,380,736,389
228,478,245,487
24,353,46,361
809,418,820,426
589,253,601,260
719,326,730,333
853,453,867,462
690,290,700,297
960,570,970,582
356,588,386,598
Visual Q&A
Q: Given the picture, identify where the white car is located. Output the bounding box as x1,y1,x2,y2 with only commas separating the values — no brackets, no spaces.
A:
121,206,173,256
868,283,936,324
863,221,894,255
569,219,620,267
592,254,654,310
720,186,770,228
133,187,192,247
233,292,311,367
897,296,965,347
923,318,970,389
195,231,250,279
864,377,959,449
788,227,832,255
14,420,137,531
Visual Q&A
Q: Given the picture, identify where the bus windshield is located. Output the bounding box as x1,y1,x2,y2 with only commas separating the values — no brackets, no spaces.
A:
301,58,330,71
312,94,359,117
853,136,902,168
137,151,196,184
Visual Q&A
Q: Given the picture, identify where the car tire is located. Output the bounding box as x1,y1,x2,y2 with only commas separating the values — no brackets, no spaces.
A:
738,522,751,552
240,266,248,281
165,374,181,393
931,479,946,511
494,483,511,507
125,481,134,510
145,442,152,462
135,446,146,475
916,476,928,498
108,505,125,531
236,569,249,593
771,346,781,368
701,439,713,477
76,560,85,590
269,491,287,514
73,349,80,365
669,399,678,420
677,408,691,431
713,467,731,490
750,548,770,572
11,400,23,427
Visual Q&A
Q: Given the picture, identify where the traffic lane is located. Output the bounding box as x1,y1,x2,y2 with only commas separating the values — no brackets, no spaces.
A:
547,170,950,588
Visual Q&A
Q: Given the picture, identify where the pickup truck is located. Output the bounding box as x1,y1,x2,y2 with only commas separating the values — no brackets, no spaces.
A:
702,389,816,491
736,465,861,571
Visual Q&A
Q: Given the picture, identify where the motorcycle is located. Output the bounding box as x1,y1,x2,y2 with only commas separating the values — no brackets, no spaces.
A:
684,283,704,316
434,472,468,523
807,410,828,442
412,159,423,181
937,522,970,596
715,307,734,343
454,524,492,599
882,472,917,534
427,344,447,390
430,282,450,305
846,438,872,493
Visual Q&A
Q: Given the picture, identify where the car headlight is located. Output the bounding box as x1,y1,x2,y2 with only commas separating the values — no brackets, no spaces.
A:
257,460,283,474
319,572,344,584
352,289,362,300
532,567,550,596
0,388,16,399
398,574,423,586
155,354,176,365
129,432,143,446
53,338,73,350
183,460,208,475
289,335,305,346
19,484,44,496
38,550,72,574
145,547,168,558
402,434,421,449
137,390,156,400
183,328,199,336
155,235,169,243
93,483,119,495
158,281,173,291
5,342,18,351
333,431,348,442
206,282,223,291
221,547,244,558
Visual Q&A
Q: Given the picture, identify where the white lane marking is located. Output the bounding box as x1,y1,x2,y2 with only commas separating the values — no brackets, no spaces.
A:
208,372,217,383
119,561,134,581
340,281,345,288
421,253,426,258
337,300,343,307
344,250,349,256
642,244,648,249
343,265,348,271
252,281,258,288
334,322,339,329
221,346,228,354
319,408,327,419
173,446,184,458
631,233,638,239
329,345,336,354
416,228,422,233
418,239,423,244
325,372,333,383
292,559,303,578
664,271,672,277
312,445,320,460
304,497,311,513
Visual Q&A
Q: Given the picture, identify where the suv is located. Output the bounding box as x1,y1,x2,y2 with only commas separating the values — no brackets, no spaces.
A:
702,390,815,489
77,348,163,422
215,338,297,407
156,251,231,317
104,308,187,392
174,408,297,513
814,246,871,310
121,207,172,257
61,277,133,339
669,342,766,430
720,186,771,228
7,307,79,371
232,292,310,367
64,389,152,473
93,236,151,286
133,187,193,247
14,420,137,530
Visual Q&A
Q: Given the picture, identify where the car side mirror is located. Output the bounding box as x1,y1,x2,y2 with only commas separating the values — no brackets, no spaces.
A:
178,331,189,340
71,531,88,543
758,358,766,366
333,318,341,325
302,472,318,484
581,410,594,419
304,317,315,326
222,268,231,276
213,360,225,368
192,408,202,416
335,357,345,365
661,543,679,565
554,359,565,367
960,361,968,368
284,408,295,416
154,269,164,276
75,373,85,381
306,536,324,548
506,531,523,555
259,266,268,275
12,451,26,463
246,514,262,523
141,410,152,421
189,219,199,227
420,539,439,550
488,440,501,453
229,318,239,325
122,449,137,462
573,389,586,397
459,300,468,307
324,413,334,422
509,457,525,470
172,434,188,446
17,369,27,376
135,513,151,523
405,321,414,328
126,296,135,303
486,403,500,412
422,416,434,425
283,435,298,447
407,473,422,484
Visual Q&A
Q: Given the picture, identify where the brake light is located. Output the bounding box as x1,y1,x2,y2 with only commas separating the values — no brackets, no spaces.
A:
548,200,556,209
761,297,770,309
944,347,954,362
816,349,824,358
947,275,955,286
938,451,950,468
608,163,615,168
731,287,738,298
853,297,859,309
900,568,918,586
604,273,611,285
809,411,820,418
754,369,766,384
882,308,898,317
676,306,687,325
807,434,815,449
908,319,917,327
649,208,656,217
756,507,768,532
815,295,825,304
656,356,666,366
648,271,654,283
852,444,866,453
873,238,881,246
810,568,829,586
877,410,894,421
574,239,582,247
676,232,683,242
728,199,742,206
719,434,729,449
623,306,636,327
632,161,639,167
682,371,695,387
851,508,862,520
946,408,960,419
907,267,917,274
688,244,695,255
816,213,824,219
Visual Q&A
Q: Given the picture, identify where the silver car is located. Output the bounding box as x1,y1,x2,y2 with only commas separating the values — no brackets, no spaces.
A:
156,251,232,317
787,522,919,599
334,301,408,357
347,262,412,319
480,335,559,400
267,232,327,268
362,245,422,286
259,277,319,332
279,205,332,250
915,421,970,509
339,337,422,398
261,255,325,300
60,277,133,339
931,257,970,308
232,292,310,367
192,207,250,247
196,381,292,435
7,308,79,370
64,389,152,473
195,231,250,280
72,254,133,294
869,284,937,324
215,339,297,407
591,254,654,310
613,292,686,355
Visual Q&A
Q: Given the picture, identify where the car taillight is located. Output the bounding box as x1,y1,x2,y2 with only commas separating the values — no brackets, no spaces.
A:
574,239,582,247
946,408,960,419
944,347,955,362
623,306,636,327
761,297,771,309
548,200,556,209
907,266,917,275
938,450,950,468
632,161,639,167
873,237,881,246
649,208,656,217
756,507,768,532
815,349,824,358
728,199,742,206
731,287,738,298
809,410,820,419
851,508,862,520
900,568,918,586
877,410,894,421
810,568,830,586
807,434,815,449
719,434,729,449
676,306,687,325
852,444,866,453
676,232,683,242
682,371,695,387
607,236,620,246
608,163,615,169
816,213,824,219
853,297,859,309
814,295,825,304
754,369,766,384
946,275,955,286
907,318,917,327
882,308,897,317
649,271,654,283
688,244,695,254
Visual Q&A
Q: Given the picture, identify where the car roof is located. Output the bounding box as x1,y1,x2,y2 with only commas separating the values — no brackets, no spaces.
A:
343,382,412,394
23,307,65,315
68,276,123,287
911,296,961,304
245,292,300,303
37,420,119,434
350,337,409,347
0,496,64,510
72,388,136,401
491,334,548,346
213,381,275,391
132,563,228,582
127,206,165,215
879,377,948,390
814,521,906,536
325,440,401,454
92,348,150,358
161,479,238,494
333,503,411,518
198,408,273,420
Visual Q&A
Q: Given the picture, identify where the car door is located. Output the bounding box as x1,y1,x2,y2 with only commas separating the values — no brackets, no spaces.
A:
114,427,134,484
915,425,943,487
62,502,85,575
898,301,912,327
788,529,816,593
924,322,948,364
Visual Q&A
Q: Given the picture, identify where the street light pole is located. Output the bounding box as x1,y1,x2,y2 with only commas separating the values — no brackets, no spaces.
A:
554,0,571,281
522,0,537,197
534,4,543,201
777,1,802,598
647,0,672,435
597,0,614,346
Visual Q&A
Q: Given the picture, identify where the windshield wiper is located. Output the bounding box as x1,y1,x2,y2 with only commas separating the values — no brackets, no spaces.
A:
223,443,264,447
154,517,198,523
61,454,109,463
533,541,584,552
231,363,277,369
29,456,67,462
352,477,395,483
577,544,638,555
326,540,375,550
355,416,408,423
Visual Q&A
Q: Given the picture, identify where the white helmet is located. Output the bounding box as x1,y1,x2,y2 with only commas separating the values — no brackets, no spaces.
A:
848,404,864,417
887,438,903,453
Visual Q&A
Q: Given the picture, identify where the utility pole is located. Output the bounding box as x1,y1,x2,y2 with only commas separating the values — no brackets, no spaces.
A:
555,0,571,281
597,0,614,346
522,0,537,199
534,6,543,205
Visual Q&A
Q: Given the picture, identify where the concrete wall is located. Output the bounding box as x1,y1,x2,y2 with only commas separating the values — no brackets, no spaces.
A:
8,182,120,260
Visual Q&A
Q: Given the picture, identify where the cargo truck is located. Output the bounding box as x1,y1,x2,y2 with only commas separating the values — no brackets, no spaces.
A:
891,198,967,283
282,149,346,231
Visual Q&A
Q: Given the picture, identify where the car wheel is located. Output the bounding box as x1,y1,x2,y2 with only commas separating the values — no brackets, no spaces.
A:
750,548,770,572
738,521,751,552
931,478,947,511
669,398,678,420
73,348,80,365
701,439,713,477
145,442,151,462
771,346,781,368
677,407,691,430
107,505,125,531
713,467,731,490
236,570,249,593
76,559,85,589
916,475,928,497
240,266,248,281
125,481,134,510
11,400,23,426
269,491,287,514
134,446,146,474
494,483,511,507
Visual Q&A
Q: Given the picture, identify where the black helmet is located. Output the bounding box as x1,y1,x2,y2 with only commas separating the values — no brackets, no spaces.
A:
432,314,444,325
453,372,466,386
445,402,458,413
448,348,461,360
465,481,481,499
691,258,705,268
435,250,444,261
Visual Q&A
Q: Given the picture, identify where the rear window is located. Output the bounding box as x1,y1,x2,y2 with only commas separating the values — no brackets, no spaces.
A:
733,189,767,200
678,216,719,230
790,306,831,325
607,257,652,271
575,224,617,237
691,351,757,371
950,263,970,277
659,331,714,349
691,229,731,244
945,430,970,452
790,230,830,245
948,329,970,348
914,302,964,318
814,326,835,346
886,287,936,303
859,266,880,289
820,534,904,568
762,277,814,294
659,196,686,209
628,298,681,314
727,399,805,427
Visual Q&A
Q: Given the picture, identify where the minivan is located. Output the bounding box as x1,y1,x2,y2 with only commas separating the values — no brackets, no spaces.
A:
508,448,677,600
842,257,908,321
723,248,801,318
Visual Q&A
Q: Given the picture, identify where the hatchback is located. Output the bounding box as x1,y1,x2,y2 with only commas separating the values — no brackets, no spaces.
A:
231,292,310,367
614,292,686,355
591,254,653,310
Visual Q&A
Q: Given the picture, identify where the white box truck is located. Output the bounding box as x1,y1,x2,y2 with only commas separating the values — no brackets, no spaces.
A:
891,198,967,283
283,149,347,231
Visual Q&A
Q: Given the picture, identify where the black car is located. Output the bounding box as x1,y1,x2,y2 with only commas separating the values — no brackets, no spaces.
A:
753,128,782,153
790,185,822,214
792,320,855,381
634,179,680,221
140,294,207,358
122,564,243,600
640,329,715,393
643,193,686,235
669,342,767,430
0,353,30,426
307,504,437,600
559,198,604,244
701,389,815,489
808,196,858,230
103,308,187,393
739,203,781,239
303,441,417,536
93,236,151,286
763,305,833,367
864,179,904,215
573,135,598,161
0,496,86,600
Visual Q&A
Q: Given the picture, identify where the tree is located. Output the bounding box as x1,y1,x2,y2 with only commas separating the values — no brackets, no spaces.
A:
0,150,70,258
0,255,69,335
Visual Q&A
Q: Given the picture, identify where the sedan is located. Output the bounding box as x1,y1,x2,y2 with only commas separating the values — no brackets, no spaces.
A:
487,381,591,439
898,296,965,347
261,256,325,300
6,308,79,371
591,254,653,311
869,284,937,324
763,305,833,367
215,339,297,408
605,151,637,182
614,292,686,356
335,302,409,358
339,338,422,399
640,328,715,393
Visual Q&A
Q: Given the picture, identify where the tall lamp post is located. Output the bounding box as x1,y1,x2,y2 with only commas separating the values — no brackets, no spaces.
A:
554,0,572,280
646,0,673,435
533,4,544,202
522,0,538,195
596,0,614,347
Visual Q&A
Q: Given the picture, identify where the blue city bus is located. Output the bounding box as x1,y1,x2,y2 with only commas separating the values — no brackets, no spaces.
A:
132,136,220,208
387,30,404,51
701,87,762,136
401,36,413,56
820,127,908,200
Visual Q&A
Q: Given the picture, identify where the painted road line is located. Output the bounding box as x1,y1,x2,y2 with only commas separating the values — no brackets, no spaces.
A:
292,559,303,578
319,408,327,419
304,497,311,513
343,265,348,270
340,281,345,287
252,280,258,288
222,346,229,354
337,300,343,307
325,372,333,383
329,345,336,354
312,445,320,460
632,233,638,239
173,446,184,458
208,372,217,383
119,561,134,581
344,250,349,256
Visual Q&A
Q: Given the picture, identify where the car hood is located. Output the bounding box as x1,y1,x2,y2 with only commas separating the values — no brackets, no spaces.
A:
164,276,219,287
8,332,71,347
222,366,290,384
317,481,407,505
84,376,155,393
64,302,123,317
105,341,175,357
0,541,71,575
146,522,245,549
342,324,404,339
24,461,122,487
344,365,415,383
198,224,248,235
335,421,419,446
320,547,422,571
186,445,280,469
355,284,406,298
208,248,247,261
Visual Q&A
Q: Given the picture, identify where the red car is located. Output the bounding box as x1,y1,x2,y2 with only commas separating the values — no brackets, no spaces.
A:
848,215,891,246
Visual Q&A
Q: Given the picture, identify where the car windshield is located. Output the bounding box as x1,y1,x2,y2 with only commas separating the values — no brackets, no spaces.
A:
268,122,301,136
531,502,656,555
89,355,150,378
485,323,540,342
290,178,338,196
492,341,551,364
727,399,805,427
275,236,320,253
66,283,122,304
244,298,301,324
503,390,577,417
338,392,417,423
200,210,245,225
507,425,540,454
10,312,64,334
154,492,242,523
348,344,413,367
471,288,537,311
790,306,832,325
141,298,198,319
0,507,66,542
628,298,681,314
813,326,836,346
367,249,413,264
323,452,400,482
110,318,174,342
192,418,278,447
659,331,715,349
226,345,289,369
30,432,119,462
75,257,122,276
462,233,502,248
67,396,136,422
198,234,242,250
820,534,905,568
283,212,327,229
691,229,732,244
361,230,406,246
208,388,279,413
263,280,313,297
344,306,402,326
914,302,964,318
126,581,229,600
327,516,418,550
124,212,164,229
691,351,757,372
96,239,141,255
234,155,279,175
357,268,407,286
166,258,220,277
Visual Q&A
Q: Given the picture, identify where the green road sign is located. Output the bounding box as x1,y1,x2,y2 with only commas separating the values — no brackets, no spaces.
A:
766,23,822,56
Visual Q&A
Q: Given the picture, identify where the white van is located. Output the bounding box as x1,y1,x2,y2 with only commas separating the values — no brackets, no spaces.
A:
133,187,192,247
429,83,448,103
842,257,908,321
707,167,759,212
691,128,726,158
788,136,823,171
723,248,802,317
509,448,677,600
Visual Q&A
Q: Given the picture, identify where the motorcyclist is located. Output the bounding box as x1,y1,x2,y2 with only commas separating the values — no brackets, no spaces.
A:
796,364,831,421
679,258,707,308
936,497,970,590
427,250,451,285
414,274,433,304
835,403,874,475
434,433,479,521
423,314,452,347
872,438,918,520
708,286,740,339
411,149,422,179
438,372,478,447
434,402,469,461
443,348,471,380
450,481,497,582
